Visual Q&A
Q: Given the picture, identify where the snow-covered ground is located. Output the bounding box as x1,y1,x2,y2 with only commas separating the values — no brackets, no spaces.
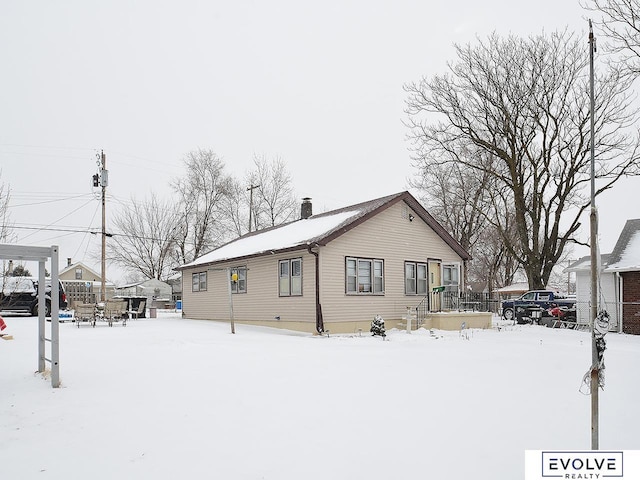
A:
1,312,639,479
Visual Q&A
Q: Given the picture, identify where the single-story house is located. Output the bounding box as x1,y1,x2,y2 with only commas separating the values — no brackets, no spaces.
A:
494,282,530,299
177,191,491,334
567,218,640,334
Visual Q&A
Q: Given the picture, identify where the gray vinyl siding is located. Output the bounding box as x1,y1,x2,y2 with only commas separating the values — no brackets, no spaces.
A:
181,250,316,325
318,201,463,325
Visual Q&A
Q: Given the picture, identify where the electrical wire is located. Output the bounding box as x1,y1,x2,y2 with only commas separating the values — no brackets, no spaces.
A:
73,201,101,260
10,193,96,207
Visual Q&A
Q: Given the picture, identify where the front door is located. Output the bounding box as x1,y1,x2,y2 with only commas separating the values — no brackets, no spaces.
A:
428,261,441,311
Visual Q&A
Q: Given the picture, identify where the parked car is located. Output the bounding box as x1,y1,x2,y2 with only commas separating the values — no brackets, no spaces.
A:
0,276,68,316
501,290,576,321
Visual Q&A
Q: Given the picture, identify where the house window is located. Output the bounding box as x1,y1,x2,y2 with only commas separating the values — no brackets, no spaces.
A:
75,268,83,280
279,258,302,296
192,272,207,292
405,261,428,295
442,264,459,291
346,257,384,294
230,266,247,294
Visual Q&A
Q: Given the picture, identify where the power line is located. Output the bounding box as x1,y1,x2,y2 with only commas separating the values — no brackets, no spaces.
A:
9,193,96,208
11,225,96,234
8,224,201,246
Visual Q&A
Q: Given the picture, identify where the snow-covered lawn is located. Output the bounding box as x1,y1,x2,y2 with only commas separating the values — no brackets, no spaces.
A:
1,312,639,479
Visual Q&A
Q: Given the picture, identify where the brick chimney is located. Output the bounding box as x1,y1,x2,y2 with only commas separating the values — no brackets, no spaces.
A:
301,197,312,219
67,258,72,267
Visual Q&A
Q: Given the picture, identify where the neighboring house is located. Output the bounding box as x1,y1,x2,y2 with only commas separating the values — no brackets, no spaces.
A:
166,272,182,304
494,282,530,299
567,218,640,334
566,254,617,330
59,259,115,307
115,278,173,308
176,191,488,334
604,219,640,335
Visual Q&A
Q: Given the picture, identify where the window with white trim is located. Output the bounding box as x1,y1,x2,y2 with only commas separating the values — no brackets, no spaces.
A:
192,271,207,292
230,266,247,294
279,258,302,296
346,257,384,294
442,264,460,291
405,261,428,295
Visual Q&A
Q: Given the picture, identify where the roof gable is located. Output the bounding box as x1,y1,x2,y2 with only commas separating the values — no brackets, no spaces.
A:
59,261,101,278
179,191,470,269
605,219,640,272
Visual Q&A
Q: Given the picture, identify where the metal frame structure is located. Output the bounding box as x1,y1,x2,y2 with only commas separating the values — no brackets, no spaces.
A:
0,244,60,387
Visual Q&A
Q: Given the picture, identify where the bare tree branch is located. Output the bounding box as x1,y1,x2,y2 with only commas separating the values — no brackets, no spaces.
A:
405,30,640,288
172,149,233,263
107,193,182,281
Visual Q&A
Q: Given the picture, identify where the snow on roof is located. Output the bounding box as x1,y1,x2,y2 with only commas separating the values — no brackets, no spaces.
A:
566,254,612,273
181,209,361,268
606,228,640,272
494,282,529,293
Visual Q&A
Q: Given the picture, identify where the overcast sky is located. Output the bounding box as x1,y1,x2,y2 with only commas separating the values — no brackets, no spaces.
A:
1,0,636,281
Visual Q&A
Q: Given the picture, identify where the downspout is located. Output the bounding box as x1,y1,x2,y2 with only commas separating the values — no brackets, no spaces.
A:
308,243,324,334
616,272,623,334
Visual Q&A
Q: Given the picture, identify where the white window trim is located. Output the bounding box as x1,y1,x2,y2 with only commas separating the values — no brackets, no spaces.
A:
442,263,461,291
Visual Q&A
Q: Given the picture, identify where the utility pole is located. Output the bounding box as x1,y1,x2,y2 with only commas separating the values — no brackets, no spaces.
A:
588,19,599,451
99,151,108,302
247,184,260,233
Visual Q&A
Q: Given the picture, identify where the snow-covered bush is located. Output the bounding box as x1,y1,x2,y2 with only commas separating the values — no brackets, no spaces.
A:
370,314,386,338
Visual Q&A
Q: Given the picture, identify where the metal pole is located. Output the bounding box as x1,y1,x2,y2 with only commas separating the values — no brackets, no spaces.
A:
51,246,60,388
588,19,599,451
38,260,46,373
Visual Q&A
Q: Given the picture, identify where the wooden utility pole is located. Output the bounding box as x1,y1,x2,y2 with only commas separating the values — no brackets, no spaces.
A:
588,20,599,451
100,150,107,302
247,184,260,233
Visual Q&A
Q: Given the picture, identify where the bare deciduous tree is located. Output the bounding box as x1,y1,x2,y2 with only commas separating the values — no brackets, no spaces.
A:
107,193,181,281
411,147,521,291
221,176,250,238
584,0,640,78
247,155,298,230
172,149,233,263
405,31,640,289
0,170,13,243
